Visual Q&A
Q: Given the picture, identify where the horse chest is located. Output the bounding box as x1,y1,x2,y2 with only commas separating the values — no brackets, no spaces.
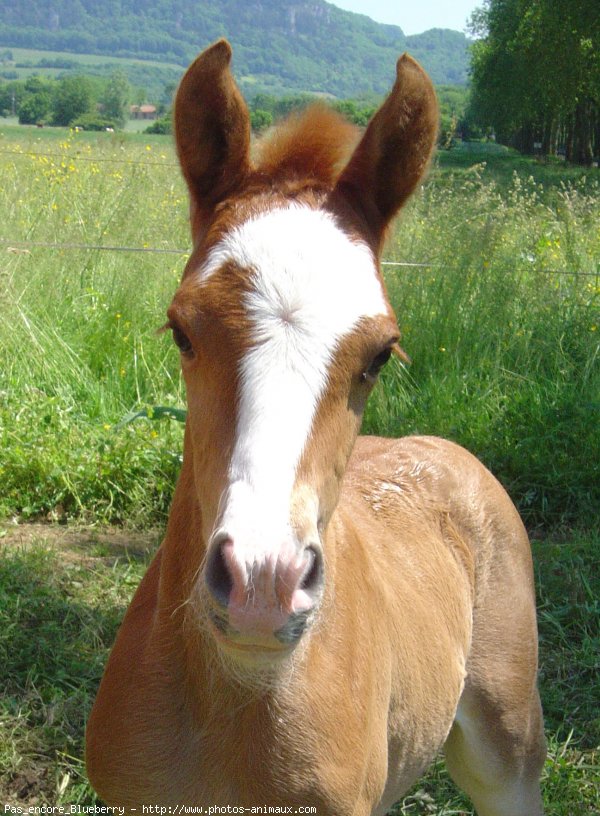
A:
160,701,380,813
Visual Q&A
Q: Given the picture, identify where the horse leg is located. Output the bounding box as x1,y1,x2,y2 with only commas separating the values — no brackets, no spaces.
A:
443,540,546,816
444,681,545,816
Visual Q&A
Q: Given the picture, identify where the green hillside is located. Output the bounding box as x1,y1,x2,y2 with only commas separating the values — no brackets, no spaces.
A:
0,0,470,96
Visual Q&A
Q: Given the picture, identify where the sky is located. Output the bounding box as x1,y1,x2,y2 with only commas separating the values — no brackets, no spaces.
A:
330,0,481,36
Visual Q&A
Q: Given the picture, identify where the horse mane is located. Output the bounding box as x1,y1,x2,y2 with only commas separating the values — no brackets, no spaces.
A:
254,104,360,187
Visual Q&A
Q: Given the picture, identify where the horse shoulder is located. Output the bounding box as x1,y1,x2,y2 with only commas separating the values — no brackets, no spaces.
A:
345,433,530,579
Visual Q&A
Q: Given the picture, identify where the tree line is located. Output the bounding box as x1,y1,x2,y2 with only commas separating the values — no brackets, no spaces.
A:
146,93,384,136
1,68,469,144
0,72,137,130
147,87,468,143
468,0,599,164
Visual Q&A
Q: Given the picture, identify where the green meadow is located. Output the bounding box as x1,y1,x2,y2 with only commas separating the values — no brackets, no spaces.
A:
0,124,598,811
1,47,183,102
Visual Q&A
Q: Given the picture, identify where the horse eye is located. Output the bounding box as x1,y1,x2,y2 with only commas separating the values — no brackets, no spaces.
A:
362,347,392,384
172,326,193,355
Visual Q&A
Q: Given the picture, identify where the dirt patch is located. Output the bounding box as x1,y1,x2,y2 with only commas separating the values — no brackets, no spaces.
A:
0,520,162,566
3,767,51,807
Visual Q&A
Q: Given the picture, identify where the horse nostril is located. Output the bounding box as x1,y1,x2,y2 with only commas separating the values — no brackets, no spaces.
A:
205,540,233,607
299,545,324,597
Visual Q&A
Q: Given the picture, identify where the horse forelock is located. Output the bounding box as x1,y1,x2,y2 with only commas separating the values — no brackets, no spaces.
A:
254,104,360,188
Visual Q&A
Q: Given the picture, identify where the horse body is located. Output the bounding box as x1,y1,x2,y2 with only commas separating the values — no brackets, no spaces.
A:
86,40,546,815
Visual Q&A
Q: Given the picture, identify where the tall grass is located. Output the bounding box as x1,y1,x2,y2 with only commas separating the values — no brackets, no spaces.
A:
0,130,598,525
365,150,599,526
0,128,186,522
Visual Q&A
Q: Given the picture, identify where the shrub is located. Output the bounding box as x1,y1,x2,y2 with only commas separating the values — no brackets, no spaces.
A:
71,112,118,131
144,115,172,135
249,108,273,133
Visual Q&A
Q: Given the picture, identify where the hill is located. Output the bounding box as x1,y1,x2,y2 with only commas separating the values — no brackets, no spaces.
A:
0,0,470,97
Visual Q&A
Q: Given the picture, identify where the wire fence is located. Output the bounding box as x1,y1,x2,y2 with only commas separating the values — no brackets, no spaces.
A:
1,147,598,276
2,239,598,277
0,238,438,267
1,239,188,255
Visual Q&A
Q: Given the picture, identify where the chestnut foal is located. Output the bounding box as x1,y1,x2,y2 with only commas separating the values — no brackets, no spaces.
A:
86,40,546,816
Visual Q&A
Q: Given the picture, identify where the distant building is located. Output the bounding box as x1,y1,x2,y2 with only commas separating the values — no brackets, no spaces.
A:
130,104,157,120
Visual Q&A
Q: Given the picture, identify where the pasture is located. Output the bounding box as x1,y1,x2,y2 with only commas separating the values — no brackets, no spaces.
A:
0,124,598,812
0,47,183,105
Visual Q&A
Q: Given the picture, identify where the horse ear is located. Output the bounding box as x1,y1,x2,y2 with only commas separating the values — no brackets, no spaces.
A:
331,54,438,252
174,40,251,226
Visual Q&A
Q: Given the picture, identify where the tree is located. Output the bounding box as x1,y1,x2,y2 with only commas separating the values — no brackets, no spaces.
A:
18,75,53,124
0,79,24,117
53,75,93,126
249,109,273,133
468,0,600,164
100,71,130,128
333,99,376,127
18,94,49,124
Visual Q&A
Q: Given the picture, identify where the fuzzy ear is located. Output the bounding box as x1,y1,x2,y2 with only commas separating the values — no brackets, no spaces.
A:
174,40,251,226
330,54,438,252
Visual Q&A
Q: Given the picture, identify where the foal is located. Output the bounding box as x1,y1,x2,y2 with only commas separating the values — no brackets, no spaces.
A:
86,40,546,816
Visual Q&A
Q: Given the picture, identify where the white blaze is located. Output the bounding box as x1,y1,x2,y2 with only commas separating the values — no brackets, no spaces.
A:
200,205,389,564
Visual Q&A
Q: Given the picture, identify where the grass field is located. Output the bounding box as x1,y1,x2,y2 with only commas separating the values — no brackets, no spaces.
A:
3,46,183,72
1,126,597,527
0,47,184,102
0,124,598,811
1,114,169,132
